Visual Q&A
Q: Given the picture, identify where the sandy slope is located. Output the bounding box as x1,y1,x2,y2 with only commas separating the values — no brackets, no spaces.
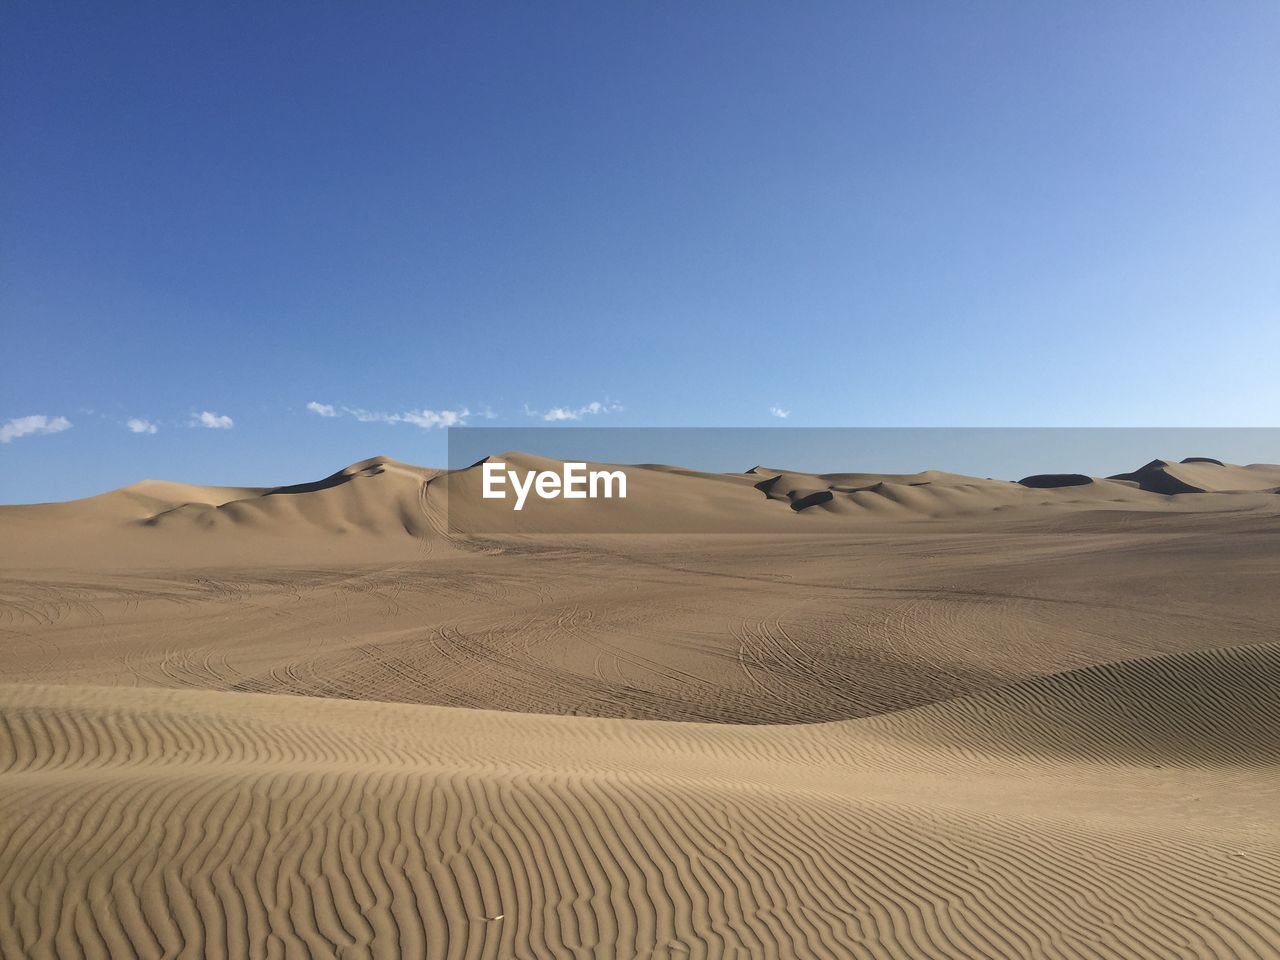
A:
3,642,1278,959
3,522,1279,722
2,454,1279,958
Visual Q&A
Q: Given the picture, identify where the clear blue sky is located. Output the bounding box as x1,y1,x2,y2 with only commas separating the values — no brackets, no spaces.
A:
2,3,1277,502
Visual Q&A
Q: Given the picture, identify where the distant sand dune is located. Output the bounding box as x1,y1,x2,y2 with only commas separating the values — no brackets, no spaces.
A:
1109,458,1280,495
145,456,440,539
4,455,1280,565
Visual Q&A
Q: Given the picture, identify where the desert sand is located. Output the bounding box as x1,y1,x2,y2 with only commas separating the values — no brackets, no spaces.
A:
3,454,1279,959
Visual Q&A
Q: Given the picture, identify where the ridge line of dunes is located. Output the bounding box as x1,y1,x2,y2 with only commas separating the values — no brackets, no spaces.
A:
3,643,1280,959
4,456,1280,561
113,454,1280,533
1019,458,1280,495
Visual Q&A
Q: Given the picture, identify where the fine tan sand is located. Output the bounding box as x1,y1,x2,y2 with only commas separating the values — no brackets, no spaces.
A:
2,454,1279,958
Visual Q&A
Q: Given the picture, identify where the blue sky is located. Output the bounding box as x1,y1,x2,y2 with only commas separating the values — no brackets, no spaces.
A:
2,3,1277,502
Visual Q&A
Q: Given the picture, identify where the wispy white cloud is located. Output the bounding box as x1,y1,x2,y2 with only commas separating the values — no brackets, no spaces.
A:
399,408,469,429
126,418,158,434
347,408,395,423
0,414,72,444
769,405,790,419
326,405,473,429
193,411,234,429
524,400,623,422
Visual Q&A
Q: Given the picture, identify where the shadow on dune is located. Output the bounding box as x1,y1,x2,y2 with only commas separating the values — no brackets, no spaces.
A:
1017,473,1094,489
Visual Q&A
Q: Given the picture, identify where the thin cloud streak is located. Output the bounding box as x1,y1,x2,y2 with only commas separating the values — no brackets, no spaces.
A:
309,402,474,429
524,400,623,422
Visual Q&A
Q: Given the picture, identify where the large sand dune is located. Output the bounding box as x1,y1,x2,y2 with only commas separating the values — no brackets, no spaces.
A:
3,642,1278,959
2,454,1279,958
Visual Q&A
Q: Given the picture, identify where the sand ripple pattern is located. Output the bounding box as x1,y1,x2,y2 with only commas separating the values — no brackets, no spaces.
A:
3,642,1280,959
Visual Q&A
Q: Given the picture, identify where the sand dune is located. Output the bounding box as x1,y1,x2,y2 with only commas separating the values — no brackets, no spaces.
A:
145,456,440,539
2,453,1279,958
5,454,1279,565
1109,458,1280,495
3,642,1278,959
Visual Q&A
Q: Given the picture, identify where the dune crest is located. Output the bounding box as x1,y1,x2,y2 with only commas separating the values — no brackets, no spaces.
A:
5,454,1280,559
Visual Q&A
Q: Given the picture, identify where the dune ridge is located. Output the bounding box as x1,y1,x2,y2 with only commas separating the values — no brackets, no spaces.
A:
4,454,1280,566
